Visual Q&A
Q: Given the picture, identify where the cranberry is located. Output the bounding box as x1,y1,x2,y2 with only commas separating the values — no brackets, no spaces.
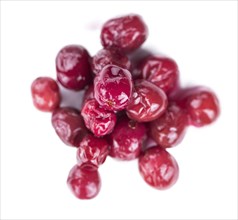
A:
81,99,117,137
94,65,133,111
149,102,188,148
101,14,148,53
139,146,179,190
108,117,147,160
67,163,101,199
76,134,109,167
91,48,131,75
52,107,87,146
31,77,60,112
137,56,179,94
56,45,92,90
126,79,168,122
82,84,94,106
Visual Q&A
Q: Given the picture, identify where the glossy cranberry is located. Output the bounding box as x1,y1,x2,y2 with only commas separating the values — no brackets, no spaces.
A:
139,146,179,190
101,14,148,53
52,107,87,146
56,45,91,90
149,102,188,148
108,117,147,160
176,87,220,127
92,48,131,75
94,65,133,111
137,56,179,94
31,77,60,112
81,99,117,137
67,163,101,200
126,79,168,122
76,134,109,167
82,84,94,107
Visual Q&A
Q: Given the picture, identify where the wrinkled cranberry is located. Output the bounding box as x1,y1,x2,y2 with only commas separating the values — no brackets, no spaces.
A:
92,48,131,75
108,117,147,160
81,99,117,137
139,146,179,190
94,65,133,111
101,14,148,53
31,77,60,112
149,102,188,148
67,163,101,199
126,79,168,122
56,45,91,90
52,107,87,146
76,134,109,167
137,56,179,94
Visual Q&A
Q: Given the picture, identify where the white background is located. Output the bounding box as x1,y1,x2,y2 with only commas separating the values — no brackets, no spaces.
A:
1,1,237,219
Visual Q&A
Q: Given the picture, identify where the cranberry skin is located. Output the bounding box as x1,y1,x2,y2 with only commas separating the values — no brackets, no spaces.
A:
149,103,188,148
76,134,109,167
94,65,133,111
31,77,60,112
101,14,148,53
139,146,179,190
81,99,117,137
56,45,91,90
108,117,147,160
92,48,131,75
137,56,179,94
52,107,87,146
67,163,101,200
126,79,168,122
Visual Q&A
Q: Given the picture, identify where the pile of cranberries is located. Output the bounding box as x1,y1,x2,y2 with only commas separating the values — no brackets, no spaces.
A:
31,14,220,199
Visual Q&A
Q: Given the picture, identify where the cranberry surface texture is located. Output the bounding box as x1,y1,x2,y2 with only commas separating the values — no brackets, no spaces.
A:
139,146,179,190
56,45,91,90
94,65,133,111
67,164,101,200
101,14,148,53
52,107,87,146
31,77,61,112
126,79,168,122
81,99,117,136
108,117,147,160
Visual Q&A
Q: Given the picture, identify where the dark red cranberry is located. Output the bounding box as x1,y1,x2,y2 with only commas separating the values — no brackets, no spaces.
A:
101,14,148,53
94,65,132,111
52,107,87,146
126,79,168,122
137,56,179,94
82,84,94,107
91,48,131,75
149,102,188,148
76,134,109,167
67,163,101,200
139,146,179,190
176,87,220,127
31,77,60,112
81,99,117,137
108,117,147,160
56,45,92,90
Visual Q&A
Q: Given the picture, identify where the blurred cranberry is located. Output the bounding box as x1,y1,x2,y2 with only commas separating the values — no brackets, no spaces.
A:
82,84,94,106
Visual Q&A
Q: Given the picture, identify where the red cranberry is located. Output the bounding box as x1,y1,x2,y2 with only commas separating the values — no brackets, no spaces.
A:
67,163,101,199
139,146,179,190
81,99,117,137
126,79,168,122
94,65,133,111
76,134,109,167
149,102,188,148
31,77,60,112
101,14,148,53
52,107,87,146
108,117,147,160
137,56,179,94
56,45,92,90
91,48,131,75
82,84,94,107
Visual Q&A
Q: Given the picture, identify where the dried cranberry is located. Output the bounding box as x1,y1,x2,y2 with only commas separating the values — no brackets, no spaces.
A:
82,84,94,106
126,79,168,122
101,14,148,53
